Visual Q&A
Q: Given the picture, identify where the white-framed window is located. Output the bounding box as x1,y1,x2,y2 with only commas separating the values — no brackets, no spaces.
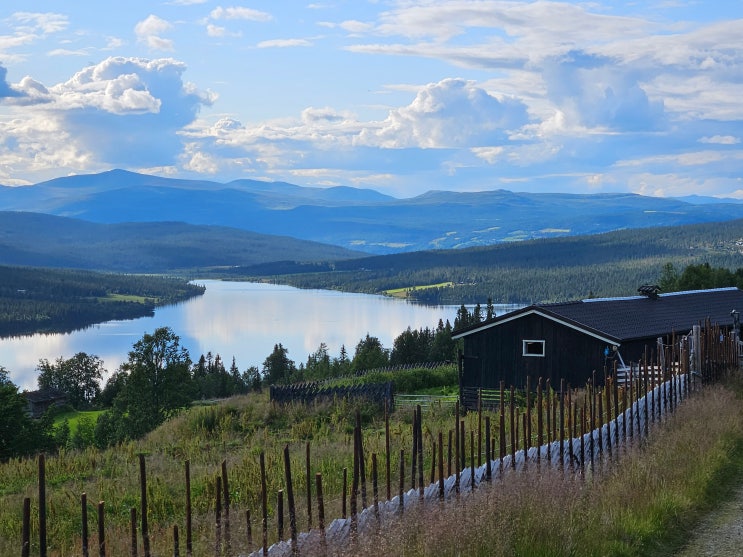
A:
522,339,545,357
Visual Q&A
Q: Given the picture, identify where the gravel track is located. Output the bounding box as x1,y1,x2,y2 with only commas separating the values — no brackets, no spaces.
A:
677,482,743,557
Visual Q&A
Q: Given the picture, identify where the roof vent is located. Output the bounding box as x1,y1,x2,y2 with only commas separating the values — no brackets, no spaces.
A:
638,284,661,299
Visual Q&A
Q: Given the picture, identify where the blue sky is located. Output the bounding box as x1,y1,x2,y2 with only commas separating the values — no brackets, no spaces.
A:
1,1,742,198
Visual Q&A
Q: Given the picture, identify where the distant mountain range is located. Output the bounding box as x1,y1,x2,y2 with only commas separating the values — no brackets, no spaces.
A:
3,169,743,255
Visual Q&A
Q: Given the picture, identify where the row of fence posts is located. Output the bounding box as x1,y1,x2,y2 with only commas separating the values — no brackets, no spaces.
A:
18,322,738,556
17,369,692,557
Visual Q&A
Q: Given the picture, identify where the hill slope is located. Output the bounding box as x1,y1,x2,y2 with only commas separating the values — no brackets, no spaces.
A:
228,219,743,304
0,211,363,273
3,170,743,254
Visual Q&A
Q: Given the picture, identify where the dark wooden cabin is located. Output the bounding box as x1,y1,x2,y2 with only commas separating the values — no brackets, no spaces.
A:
23,387,68,418
453,287,743,407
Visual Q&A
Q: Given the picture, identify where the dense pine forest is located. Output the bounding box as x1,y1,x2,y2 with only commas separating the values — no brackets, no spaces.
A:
0,266,204,337
223,219,743,303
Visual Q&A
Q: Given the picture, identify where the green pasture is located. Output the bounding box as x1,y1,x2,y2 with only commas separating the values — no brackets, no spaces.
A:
53,409,105,433
384,281,453,298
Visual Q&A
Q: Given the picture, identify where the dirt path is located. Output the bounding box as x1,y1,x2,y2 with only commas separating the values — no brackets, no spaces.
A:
677,483,743,556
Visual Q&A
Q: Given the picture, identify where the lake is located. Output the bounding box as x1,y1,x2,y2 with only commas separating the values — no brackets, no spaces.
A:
3,280,518,391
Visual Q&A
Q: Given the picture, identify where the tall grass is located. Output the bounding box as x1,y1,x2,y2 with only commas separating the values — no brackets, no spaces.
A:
349,378,743,557
2,376,742,556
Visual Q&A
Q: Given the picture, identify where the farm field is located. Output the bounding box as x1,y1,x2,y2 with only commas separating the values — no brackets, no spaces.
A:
383,282,454,299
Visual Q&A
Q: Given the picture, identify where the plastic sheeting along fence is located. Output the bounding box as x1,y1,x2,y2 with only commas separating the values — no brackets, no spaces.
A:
248,373,691,557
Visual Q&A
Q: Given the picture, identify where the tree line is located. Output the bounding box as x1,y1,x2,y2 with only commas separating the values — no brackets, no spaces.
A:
0,318,460,461
0,265,205,337
234,219,743,303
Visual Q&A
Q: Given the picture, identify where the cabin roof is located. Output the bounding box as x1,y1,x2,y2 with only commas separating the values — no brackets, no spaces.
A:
453,287,743,342
22,386,68,404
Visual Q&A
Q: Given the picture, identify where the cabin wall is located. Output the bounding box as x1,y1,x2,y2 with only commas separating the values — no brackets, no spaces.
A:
461,314,610,390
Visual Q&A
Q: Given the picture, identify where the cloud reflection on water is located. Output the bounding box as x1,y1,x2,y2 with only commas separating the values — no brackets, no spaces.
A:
2,281,485,392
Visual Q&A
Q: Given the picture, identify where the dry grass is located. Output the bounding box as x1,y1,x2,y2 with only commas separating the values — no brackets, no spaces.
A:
2,377,742,556
344,379,743,557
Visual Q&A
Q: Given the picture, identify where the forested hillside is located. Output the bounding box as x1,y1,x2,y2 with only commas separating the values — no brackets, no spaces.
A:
0,266,204,337
225,219,743,303
0,212,363,273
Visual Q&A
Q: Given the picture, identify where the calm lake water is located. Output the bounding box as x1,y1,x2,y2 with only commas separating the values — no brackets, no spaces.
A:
3,280,517,392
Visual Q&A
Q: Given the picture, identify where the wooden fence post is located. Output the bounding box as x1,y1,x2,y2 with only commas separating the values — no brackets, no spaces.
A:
569,400,576,469
351,426,359,534
411,407,418,490
545,380,552,463
277,490,284,541
385,400,391,501
526,376,532,459
477,389,482,467
579,405,586,471
357,410,368,508
510,386,516,468
522,413,528,470
398,450,405,512
81,492,89,557
470,430,475,490
604,379,612,455
499,381,506,473
283,445,299,555
537,379,543,463
306,442,312,529
438,432,445,498
597,387,604,457
260,452,268,556
221,460,230,517
372,453,380,518
342,468,347,519
21,497,30,557
97,501,105,557
629,368,635,439
215,476,222,556
485,417,492,481
559,380,565,467
455,401,460,492
447,429,453,477
417,405,424,498
315,473,325,532
184,460,192,557
460,419,467,474
39,453,47,557
139,454,150,557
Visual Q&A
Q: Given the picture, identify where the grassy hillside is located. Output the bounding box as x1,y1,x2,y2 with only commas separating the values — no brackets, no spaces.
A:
226,219,743,303
2,374,742,556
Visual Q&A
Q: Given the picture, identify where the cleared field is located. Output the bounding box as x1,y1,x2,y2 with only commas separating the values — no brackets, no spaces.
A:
53,409,105,433
384,282,454,298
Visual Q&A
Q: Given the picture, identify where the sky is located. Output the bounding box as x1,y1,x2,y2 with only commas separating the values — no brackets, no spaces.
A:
1,1,742,199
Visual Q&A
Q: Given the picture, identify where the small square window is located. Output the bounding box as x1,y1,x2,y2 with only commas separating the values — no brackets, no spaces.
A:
523,340,545,357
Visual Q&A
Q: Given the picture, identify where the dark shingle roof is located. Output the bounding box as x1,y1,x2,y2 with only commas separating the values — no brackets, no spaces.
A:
454,287,743,342
22,387,67,404
542,287,743,341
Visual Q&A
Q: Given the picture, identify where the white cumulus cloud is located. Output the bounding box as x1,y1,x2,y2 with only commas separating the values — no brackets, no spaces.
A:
135,15,174,52
210,7,273,22
360,78,530,149
700,135,740,145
